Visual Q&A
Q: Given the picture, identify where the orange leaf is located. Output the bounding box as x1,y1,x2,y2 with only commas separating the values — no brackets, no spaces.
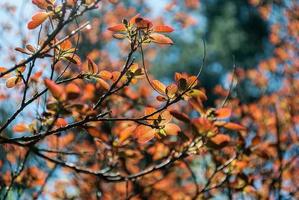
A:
66,83,81,99
215,108,232,119
13,124,29,132
150,33,174,45
60,40,72,50
211,134,230,145
99,70,112,80
55,118,68,127
160,111,172,125
135,125,156,144
118,125,137,145
164,123,181,135
153,25,174,33
223,122,246,131
44,79,64,100
6,77,22,88
98,78,110,90
129,14,141,25
152,80,166,94
32,0,54,9
27,12,50,30
107,24,126,32
135,17,153,29
166,83,178,98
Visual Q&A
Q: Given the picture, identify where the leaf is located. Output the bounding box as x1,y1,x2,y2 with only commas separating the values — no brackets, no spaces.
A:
135,125,156,144
66,83,81,99
160,111,172,125
55,118,68,127
223,122,246,131
170,110,190,123
215,108,232,119
63,53,81,65
98,78,110,90
44,79,64,100
164,123,181,135
0,67,10,78
211,134,230,145
117,125,137,145
178,78,188,91
135,17,153,29
107,24,126,32
186,75,198,87
166,83,178,98
112,33,127,40
150,33,174,45
60,40,72,51
129,14,141,25
156,95,167,102
26,44,36,53
13,124,29,132
187,89,207,101
153,25,174,33
152,80,166,94
30,71,43,82
32,0,55,9
99,70,112,80
86,127,101,138
6,77,22,88
87,57,98,73
15,47,31,55
27,12,51,30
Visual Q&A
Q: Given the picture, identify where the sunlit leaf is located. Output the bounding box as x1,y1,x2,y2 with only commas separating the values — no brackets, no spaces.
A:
27,12,51,30
99,70,112,80
135,125,156,144
117,125,137,145
153,25,174,33
6,77,22,88
164,123,180,135
152,80,166,94
223,122,246,131
166,83,178,98
13,124,29,132
107,24,126,32
215,108,232,119
150,33,174,45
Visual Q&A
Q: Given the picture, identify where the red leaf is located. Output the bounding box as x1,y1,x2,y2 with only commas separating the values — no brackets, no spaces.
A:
223,122,246,131
150,33,174,45
55,118,68,127
32,0,54,9
215,108,232,119
44,79,64,100
27,12,50,30
153,25,174,33
107,24,126,32
13,124,29,133
66,83,81,99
